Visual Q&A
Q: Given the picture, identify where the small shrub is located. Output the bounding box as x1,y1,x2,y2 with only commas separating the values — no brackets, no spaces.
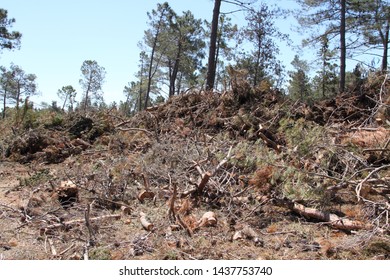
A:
89,248,112,260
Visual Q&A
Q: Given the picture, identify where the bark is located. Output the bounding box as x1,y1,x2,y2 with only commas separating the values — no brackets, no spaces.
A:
145,35,158,110
83,73,92,112
254,39,262,87
381,22,389,72
206,0,222,91
61,93,68,111
292,202,371,231
138,61,144,112
169,39,182,97
145,10,167,110
214,19,223,89
339,0,346,93
2,88,6,119
16,83,21,111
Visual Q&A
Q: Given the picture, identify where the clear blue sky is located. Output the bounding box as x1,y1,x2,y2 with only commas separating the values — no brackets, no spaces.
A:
0,0,304,106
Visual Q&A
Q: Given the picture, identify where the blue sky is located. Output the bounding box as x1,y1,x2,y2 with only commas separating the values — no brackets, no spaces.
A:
0,0,304,105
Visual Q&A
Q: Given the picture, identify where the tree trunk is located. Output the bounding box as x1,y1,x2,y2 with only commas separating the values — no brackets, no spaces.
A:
206,0,222,91
16,84,21,111
145,36,158,109
169,40,182,97
61,94,68,111
2,88,6,119
339,0,346,93
145,9,167,110
322,61,326,97
254,38,262,87
176,72,183,95
83,75,92,112
214,30,221,90
381,21,389,72
138,62,144,112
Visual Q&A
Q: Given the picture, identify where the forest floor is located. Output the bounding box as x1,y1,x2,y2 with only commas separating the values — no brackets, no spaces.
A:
0,75,389,260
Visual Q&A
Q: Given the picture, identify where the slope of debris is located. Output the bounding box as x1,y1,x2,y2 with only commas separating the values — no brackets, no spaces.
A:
0,74,389,260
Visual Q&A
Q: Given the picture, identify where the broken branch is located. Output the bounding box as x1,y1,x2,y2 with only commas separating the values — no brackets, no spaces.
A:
40,214,121,235
176,214,193,237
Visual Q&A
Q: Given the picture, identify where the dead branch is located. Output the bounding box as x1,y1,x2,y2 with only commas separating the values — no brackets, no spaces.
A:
363,148,390,152
116,127,154,135
167,175,177,222
212,146,233,176
0,203,23,213
189,146,233,196
351,127,388,131
197,172,212,193
59,243,75,256
48,238,57,257
258,131,281,153
356,164,390,201
40,213,121,235
141,173,151,191
83,244,89,260
95,197,133,210
114,119,132,127
85,203,95,246
380,138,390,158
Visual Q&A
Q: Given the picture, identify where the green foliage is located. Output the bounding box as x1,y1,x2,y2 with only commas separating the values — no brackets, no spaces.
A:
79,60,106,111
0,64,38,121
274,166,331,204
89,248,111,260
57,85,77,111
142,3,206,98
236,3,286,87
279,118,325,157
313,35,339,98
229,140,280,173
43,114,64,128
349,0,390,71
0,8,22,51
363,240,390,257
122,81,139,116
19,169,52,187
213,15,239,90
163,250,179,260
21,107,39,129
287,55,312,101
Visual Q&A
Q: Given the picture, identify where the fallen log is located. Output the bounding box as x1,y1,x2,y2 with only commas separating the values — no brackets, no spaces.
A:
292,202,372,231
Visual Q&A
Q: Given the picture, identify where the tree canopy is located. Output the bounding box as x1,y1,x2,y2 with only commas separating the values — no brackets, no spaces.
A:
0,8,21,52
